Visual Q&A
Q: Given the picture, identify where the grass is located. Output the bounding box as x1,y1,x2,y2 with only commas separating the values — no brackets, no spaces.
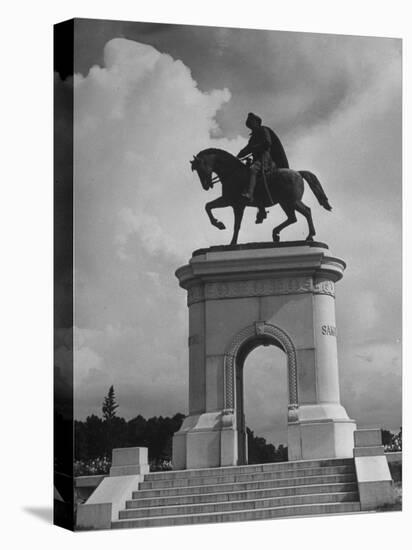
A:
376,481,402,512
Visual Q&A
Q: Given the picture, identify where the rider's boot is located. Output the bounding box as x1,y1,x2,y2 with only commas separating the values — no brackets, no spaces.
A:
256,207,268,224
242,173,257,202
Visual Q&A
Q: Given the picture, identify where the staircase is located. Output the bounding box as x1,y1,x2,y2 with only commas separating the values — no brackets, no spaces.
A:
111,458,360,529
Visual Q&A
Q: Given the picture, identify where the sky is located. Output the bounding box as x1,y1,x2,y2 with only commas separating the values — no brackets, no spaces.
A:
54,19,402,445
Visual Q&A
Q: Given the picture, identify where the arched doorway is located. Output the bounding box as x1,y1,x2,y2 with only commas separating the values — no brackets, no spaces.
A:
223,322,299,465
242,345,288,464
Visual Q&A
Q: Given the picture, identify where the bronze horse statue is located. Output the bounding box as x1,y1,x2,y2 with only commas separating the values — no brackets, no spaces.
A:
190,148,332,246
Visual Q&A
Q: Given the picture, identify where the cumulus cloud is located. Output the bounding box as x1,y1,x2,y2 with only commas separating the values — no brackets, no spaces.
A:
71,38,244,419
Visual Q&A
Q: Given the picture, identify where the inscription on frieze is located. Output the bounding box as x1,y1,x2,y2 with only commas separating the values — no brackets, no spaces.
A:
205,277,313,300
216,282,229,298
187,277,336,305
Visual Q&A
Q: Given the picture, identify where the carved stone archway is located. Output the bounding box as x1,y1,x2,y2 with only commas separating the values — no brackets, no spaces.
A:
223,322,298,410
223,322,299,464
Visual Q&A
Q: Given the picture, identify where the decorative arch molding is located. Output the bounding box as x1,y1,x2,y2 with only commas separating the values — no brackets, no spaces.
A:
223,322,298,412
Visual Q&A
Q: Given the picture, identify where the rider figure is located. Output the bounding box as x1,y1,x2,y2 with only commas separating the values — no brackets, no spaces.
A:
237,112,289,205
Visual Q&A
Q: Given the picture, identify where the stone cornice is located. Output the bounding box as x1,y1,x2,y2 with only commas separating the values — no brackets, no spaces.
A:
176,243,344,305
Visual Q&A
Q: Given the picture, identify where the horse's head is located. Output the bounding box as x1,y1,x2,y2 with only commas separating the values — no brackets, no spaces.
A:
190,152,215,190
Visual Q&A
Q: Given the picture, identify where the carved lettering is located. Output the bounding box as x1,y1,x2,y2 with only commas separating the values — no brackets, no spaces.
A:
204,277,313,300
188,277,335,304
321,324,337,336
217,283,229,297
297,278,312,292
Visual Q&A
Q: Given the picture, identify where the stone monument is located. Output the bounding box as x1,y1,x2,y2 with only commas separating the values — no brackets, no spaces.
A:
172,241,356,470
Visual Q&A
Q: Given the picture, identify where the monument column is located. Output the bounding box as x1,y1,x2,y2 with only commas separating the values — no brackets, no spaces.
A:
172,242,356,470
287,272,356,461
313,283,341,404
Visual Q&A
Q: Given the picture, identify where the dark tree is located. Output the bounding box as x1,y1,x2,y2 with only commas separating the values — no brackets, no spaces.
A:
381,429,393,447
246,428,287,464
102,385,119,421
396,427,402,450
75,415,105,460
276,443,288,462
74,387,186,472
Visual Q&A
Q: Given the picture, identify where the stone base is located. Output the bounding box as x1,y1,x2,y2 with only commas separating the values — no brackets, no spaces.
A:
288,419,357,460
173,411,238,470
76,447,149,530
353,429,396,510
77,474,142,530
173,406,356,469
288,404,357,460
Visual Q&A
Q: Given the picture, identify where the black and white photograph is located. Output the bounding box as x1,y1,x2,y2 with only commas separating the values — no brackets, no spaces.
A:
2,1,409,548
54,16,402,530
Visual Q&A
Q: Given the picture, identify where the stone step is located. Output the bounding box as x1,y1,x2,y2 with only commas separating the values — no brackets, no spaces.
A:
119,491,359,519
112,501,361,529
126,481,358,509
132,473,357,499
145,458,354,481
138,465,354,489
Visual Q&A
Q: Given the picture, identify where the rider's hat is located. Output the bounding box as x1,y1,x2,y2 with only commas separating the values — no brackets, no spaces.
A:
246,112,262,128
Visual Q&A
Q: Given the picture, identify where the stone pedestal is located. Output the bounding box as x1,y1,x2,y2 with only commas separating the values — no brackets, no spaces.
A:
353,429,395,510
110,447,149,476
172,242,356,470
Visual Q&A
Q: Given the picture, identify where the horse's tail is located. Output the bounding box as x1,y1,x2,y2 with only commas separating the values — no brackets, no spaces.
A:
299,170,332,211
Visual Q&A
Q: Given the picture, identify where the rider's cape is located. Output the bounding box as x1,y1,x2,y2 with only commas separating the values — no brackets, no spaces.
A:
266,127,289,169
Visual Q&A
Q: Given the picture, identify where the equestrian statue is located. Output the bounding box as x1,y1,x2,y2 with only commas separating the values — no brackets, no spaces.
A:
190,112,332,246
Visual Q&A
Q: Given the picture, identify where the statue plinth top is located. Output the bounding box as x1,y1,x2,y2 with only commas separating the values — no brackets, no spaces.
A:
192,240,329,258
176,241,345,289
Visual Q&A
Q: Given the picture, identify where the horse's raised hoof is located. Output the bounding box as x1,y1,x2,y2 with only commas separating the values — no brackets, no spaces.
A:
272,232,280,243
214,221,226,230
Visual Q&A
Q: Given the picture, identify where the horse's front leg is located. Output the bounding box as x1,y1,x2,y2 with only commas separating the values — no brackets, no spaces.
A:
272,204,297,242
230,206,245,246
205,196,229,230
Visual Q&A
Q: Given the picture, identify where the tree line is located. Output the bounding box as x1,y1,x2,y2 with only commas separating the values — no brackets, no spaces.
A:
73,386,290,473
71,386,401,475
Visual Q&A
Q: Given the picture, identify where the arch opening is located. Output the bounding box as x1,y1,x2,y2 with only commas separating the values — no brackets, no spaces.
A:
236,344,289,464
223,322,298,465
241,344,288,464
